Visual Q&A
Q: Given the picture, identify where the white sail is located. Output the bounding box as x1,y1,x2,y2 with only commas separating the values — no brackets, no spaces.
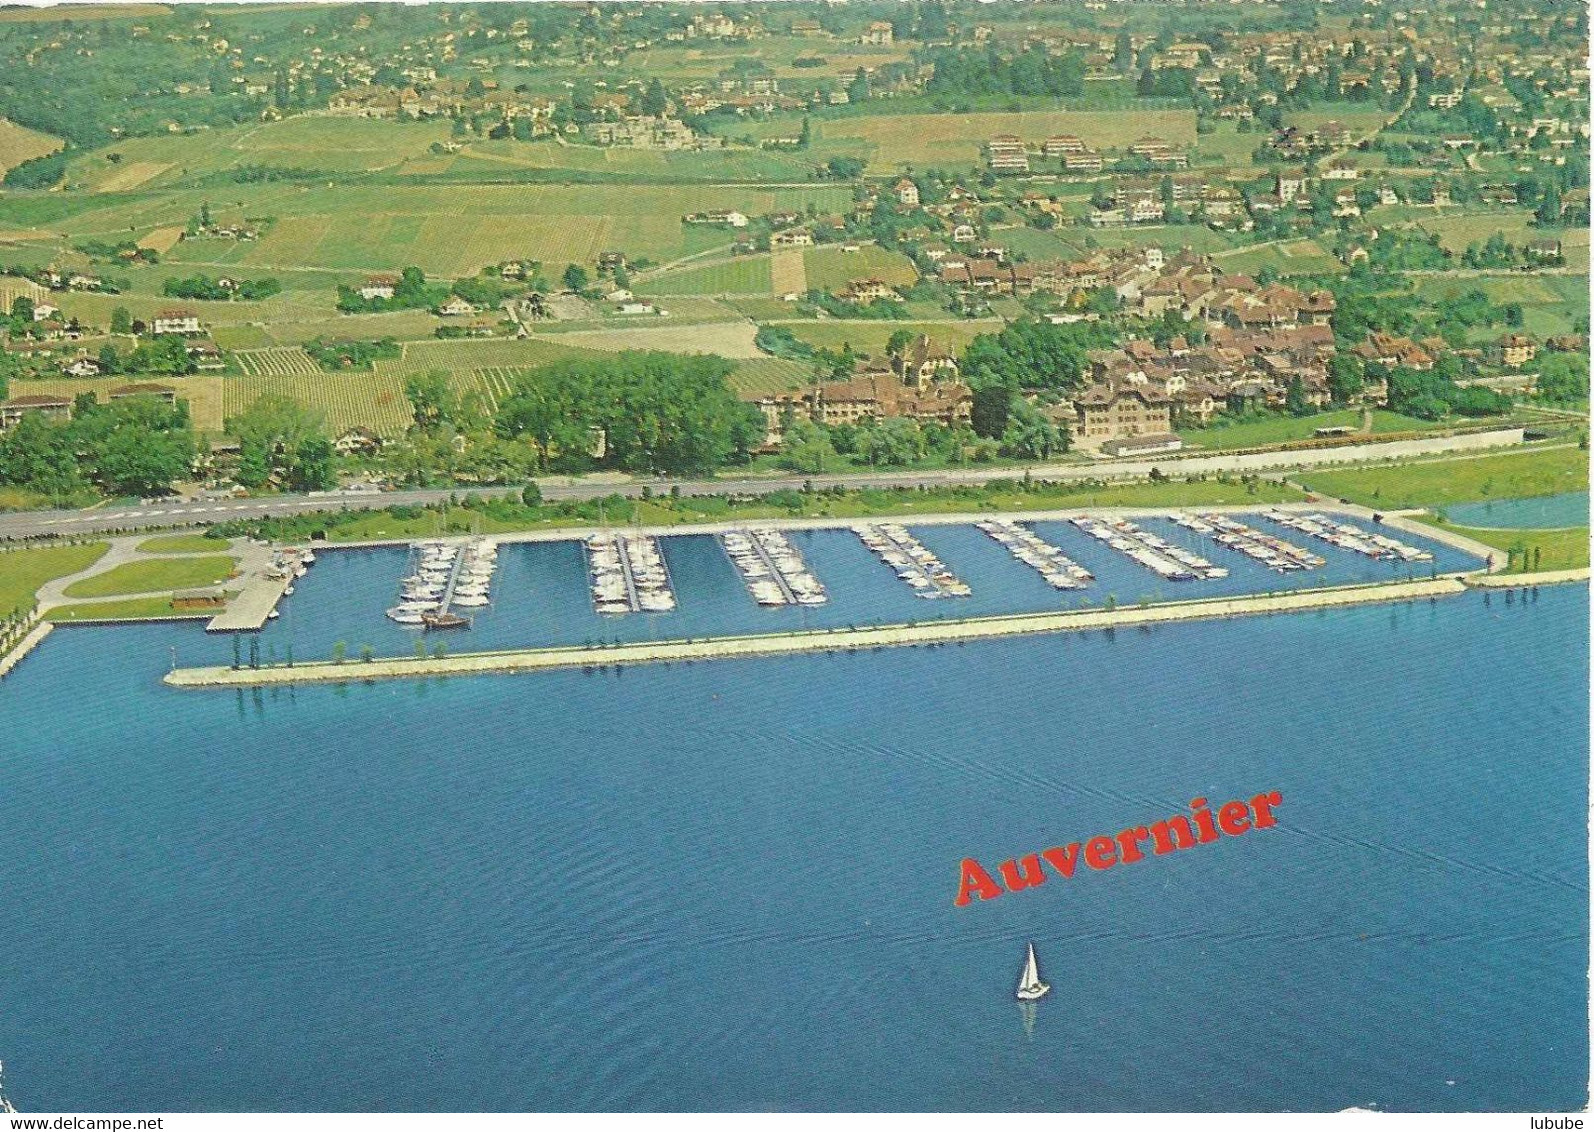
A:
1020,943,1040,990
1015,942,1050,1001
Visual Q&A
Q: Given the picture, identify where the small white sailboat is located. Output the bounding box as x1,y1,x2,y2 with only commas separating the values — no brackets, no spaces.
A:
1015,942,1050,1001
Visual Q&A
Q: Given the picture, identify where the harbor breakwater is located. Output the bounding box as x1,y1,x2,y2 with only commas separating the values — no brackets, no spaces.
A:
165,575,1471,689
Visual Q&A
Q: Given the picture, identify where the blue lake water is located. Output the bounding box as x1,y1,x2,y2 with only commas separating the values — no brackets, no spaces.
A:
0,522,1584,1112
1442,491,1589,530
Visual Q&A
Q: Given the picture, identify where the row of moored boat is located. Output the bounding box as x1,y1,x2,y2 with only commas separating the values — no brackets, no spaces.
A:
1268,511,1434,562
386,538,499,626
1172,514,1325,573
1070,516,1228,581
977,520,1094,590
587,533,676,615
855,524,972,599
721,528,828,606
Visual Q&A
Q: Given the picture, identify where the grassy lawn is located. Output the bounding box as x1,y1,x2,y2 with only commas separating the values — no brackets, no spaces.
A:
0,542,109,617
1412,518,1589,574
46,596,201,622
63,555,238,598
136,534,229,554
304,477,1303,543
1181,410,1445,451
1297,446,1588,509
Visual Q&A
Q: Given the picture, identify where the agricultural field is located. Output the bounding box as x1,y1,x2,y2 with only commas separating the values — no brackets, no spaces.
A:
1411,274,1589,338
1085,223,1239,255
729,356,819,397
779,319,997,357
15,180,855,279
67,118,456,191
0,118,62,177
9,374,225,432
0,4,167,20
234,347,321,378
1282,104,1391,139
542,321,763,358
1416,209,1579,257
1212,238,1346,276
815,110,1197,171
370,336,607,378
802,245,919,291
771,248,807,297
224,369,414,438
643,255,774,296
452,139,818,183
991,226,1089,262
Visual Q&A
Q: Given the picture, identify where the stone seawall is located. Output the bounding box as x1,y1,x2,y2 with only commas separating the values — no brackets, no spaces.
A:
165,576,1470,690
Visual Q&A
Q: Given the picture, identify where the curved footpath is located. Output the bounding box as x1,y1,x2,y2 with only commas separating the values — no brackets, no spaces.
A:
166,576,1473,689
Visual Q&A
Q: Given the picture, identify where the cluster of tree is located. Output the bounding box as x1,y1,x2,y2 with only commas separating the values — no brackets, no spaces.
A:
0,392,195,498
225,394,337,493
0,265,124,295
800,290,909,321
1383,358,1512,420
959,317,1115,395
303,337,402,371
1460,232,1565,270
73,239,156,265
1534,351,1590,404
924,46,1087,98
754,325,815,361
93,336,198,377
162,274,282,302
1,151,66,190
495,352,763,475
336,267,448,314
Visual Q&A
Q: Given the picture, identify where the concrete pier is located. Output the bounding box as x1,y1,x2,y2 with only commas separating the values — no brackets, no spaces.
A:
206,570,290,631
165,575,1470,689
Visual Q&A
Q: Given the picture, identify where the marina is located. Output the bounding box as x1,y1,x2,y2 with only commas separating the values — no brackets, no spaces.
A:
976,520,1093,590
1268,511,1435,563
1070,516,1227,581
586,532,678,615
720,528,828,607
855,524,971,599
1172,513,1325,572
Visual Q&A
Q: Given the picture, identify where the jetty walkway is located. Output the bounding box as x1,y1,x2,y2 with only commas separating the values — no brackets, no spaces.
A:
165,575,1470,689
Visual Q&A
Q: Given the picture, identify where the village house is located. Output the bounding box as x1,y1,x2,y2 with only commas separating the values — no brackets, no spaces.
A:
0,393,71,430
1072,383,1177,451
359,275,398,301
61,354,102,378
1354,333,1434,370
894,178,920,207
841,279,900,304
152,309,203,336
109,381,178,406
860,20,893,46
771,229,814,248
334,426,385,455
436,296,476,317
1492,334,1537,368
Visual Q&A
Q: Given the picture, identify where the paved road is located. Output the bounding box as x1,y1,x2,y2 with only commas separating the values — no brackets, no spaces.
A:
0,428,1532,542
